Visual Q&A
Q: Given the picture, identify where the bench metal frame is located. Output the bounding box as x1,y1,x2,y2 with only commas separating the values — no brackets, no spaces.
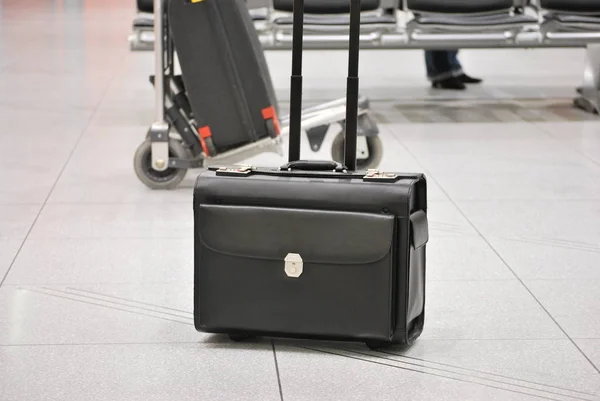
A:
131,0,600,114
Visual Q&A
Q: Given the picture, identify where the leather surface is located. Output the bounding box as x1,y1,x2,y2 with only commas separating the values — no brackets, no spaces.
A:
540,0,600,13
169,0,278,151
197,205,394,264
195,248,394,341
273,0,380,14
410,210,429,250
408,243,426,323
194,169,424,216
274,13,396,26
209,165,421,180
194,169,428,345
407,0,513,14
195,205,395,341
415,13,537,26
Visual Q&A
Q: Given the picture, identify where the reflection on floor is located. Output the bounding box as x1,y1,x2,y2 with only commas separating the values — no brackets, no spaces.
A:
1,1,600,400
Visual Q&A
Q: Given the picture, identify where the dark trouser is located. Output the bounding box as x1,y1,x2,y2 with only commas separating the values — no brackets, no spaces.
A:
425,50,463,81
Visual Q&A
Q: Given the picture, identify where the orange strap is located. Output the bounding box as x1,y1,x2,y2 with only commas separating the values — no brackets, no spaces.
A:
261,106,281,135
197,126,212,155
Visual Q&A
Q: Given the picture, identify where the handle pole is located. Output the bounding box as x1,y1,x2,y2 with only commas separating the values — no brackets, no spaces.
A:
343,0,361,171
154,0,165,123
288,0,304,162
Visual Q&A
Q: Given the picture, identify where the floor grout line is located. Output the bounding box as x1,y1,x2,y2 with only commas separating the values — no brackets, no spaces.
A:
272,341,285,401
0,66,121,289
534,123,600,169
0,341,212,347
384,126,600,376
21,287,194,326
372,349,600,398
64,287,193,315
2,338,599,347
299,346,562,401
360,349,599,400
40,287,193,320
1,282,195,286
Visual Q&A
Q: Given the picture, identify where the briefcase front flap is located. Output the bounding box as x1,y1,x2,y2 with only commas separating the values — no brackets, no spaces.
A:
196,204,394,265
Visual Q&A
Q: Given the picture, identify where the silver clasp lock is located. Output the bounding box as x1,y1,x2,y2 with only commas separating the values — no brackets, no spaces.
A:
215,164,253,176
284,253,303,278
363,169,399,182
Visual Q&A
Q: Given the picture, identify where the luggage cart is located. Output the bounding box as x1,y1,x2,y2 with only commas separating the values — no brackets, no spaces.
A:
133,0,382,189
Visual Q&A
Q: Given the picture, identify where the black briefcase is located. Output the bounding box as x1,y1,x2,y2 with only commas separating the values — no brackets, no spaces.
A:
193,0,428,349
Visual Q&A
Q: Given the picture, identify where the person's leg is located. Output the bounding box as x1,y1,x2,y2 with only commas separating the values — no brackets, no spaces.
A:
424,50,438,80
425,50,456,81
448,50,463,75
425,50,465,90
450,50,482,84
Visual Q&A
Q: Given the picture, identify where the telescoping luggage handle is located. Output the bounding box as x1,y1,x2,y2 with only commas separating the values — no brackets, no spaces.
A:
215,0,407,182
287,0,362,172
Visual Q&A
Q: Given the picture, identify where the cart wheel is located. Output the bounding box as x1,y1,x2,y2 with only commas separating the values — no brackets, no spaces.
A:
133,138,189,190
331,132,383,170
228,333,251,342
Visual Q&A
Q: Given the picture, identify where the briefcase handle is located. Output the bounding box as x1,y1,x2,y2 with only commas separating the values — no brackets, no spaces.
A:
280,160,347,172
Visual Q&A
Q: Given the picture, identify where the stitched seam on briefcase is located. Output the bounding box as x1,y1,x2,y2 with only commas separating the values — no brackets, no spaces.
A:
197,205,395,265
197,237,394,265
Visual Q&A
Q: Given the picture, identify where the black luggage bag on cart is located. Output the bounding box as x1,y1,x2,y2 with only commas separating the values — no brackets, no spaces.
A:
192,0,429,349
168,0,280,154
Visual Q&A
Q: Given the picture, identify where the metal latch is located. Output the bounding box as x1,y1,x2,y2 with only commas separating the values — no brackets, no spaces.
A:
284,253,303,278
215,164,253,177
363,169,399,182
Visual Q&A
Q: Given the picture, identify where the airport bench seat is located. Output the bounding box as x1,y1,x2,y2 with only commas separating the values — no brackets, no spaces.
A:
273,13,396,27
137,0,153,14
272,0,380,14
404,1,538,48
540,0,599,15
404,0,517,14
272,13,397,33
540,0,600,45
410,12,537,31
131,7,268,34
133,15,153,29
133,7,267,28
543,14,600,33
265,0,397,47
539,0,600,114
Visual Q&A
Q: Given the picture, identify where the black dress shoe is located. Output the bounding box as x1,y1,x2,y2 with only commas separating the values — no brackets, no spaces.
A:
458,73,482,84
432,76,466,90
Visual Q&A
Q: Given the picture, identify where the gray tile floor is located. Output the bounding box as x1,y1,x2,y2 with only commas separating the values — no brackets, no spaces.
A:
1,1,600,400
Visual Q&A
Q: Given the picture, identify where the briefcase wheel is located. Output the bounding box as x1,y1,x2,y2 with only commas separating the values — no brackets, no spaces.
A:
228,333,251,342
133,138,190,189
331,132,383,170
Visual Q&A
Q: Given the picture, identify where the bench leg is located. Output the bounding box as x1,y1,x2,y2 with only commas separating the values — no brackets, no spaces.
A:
129,29,155,52
574,44,600,114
